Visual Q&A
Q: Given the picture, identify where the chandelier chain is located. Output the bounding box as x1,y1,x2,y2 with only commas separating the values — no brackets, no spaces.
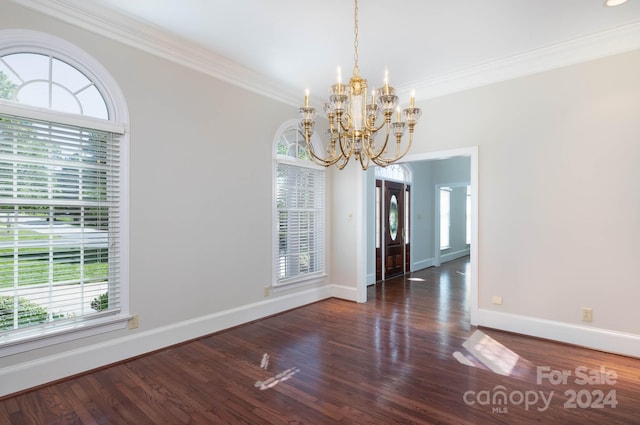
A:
353,0,360,75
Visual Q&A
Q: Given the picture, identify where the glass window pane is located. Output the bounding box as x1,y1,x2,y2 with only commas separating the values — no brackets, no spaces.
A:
0,65,20,101
0,114,119,333
375,186,381,249
405,188,409,245
1,53,110,121
4,53,50,82
76,85,109,119
440,188,450,250
466,186,471,245
51,84,81,115
15,81,49,108
389,194,398,241
52,58,90,93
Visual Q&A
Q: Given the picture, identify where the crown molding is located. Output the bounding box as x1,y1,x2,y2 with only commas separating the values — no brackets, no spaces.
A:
12,0,640,104
10,0,302,106
400,19,640,100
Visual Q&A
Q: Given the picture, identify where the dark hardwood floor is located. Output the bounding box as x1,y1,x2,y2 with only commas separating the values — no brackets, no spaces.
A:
2,256,640,424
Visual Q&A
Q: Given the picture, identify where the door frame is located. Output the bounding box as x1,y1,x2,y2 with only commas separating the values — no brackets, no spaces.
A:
359,146,479,326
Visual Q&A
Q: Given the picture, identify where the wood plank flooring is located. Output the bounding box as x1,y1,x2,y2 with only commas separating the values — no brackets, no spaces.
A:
2,256,640,424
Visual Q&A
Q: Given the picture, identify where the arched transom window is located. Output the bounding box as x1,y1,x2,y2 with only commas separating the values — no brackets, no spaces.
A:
0,52,108,119
375,163,411,182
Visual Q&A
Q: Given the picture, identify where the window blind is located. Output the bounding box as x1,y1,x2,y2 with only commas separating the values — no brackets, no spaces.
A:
0,113,120,335
276,163,324,284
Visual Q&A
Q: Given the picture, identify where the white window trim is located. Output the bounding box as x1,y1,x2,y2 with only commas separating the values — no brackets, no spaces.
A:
272,119,327,288
0,29,130,356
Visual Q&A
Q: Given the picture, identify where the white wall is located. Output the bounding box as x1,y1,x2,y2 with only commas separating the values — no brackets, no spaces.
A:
0,0,332,396
408,163,434,272
330,161,366,301
407,49,640,354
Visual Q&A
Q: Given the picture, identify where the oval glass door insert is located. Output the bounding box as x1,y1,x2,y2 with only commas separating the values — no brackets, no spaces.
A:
389,194,398,241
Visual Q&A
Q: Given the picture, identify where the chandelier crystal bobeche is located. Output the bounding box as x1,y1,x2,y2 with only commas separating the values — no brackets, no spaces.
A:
298,0,422,170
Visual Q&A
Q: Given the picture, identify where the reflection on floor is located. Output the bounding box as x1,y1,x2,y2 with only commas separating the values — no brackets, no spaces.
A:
3,256,640,424
459,329,523,376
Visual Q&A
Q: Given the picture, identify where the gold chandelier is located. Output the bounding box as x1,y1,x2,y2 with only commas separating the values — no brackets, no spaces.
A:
298,0,422,170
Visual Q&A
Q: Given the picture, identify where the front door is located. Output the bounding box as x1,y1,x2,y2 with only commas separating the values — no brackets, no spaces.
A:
384,181,405,279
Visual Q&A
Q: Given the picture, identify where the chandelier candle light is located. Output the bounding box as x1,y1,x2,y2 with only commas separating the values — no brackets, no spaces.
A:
299,0,422,170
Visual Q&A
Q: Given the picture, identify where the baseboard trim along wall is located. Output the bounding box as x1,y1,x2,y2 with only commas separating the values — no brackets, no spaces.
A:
0,285,332,398
412,258,434,272
477,309,640,358
440,248,470,264
6,288,637,397
331,284,360,302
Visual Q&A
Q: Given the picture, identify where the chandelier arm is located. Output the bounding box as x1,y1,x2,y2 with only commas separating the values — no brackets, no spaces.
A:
336,155,351,170
358,147,370,170
371,130,415,166
364,110,391,133
365,122,392,161
338,113,352,133
364,119,387,133
337,131,355,159
304,131,345,167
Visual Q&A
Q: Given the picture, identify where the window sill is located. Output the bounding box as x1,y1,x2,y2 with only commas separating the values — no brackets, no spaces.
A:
0,314,130,358
273,272,328,292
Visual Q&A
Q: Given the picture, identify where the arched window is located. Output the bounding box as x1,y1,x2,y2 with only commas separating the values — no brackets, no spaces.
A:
0,30,129,354
0,52,108,118
273,121,326,286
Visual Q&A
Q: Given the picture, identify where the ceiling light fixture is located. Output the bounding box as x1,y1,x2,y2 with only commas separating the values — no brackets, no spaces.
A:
298,0,421,170
604,0,629,6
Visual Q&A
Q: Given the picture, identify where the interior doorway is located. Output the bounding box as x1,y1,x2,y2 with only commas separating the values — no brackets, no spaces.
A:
361,147,479,326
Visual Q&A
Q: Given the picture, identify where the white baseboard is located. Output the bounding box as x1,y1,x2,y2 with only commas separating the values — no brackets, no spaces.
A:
441,248,470,263
477,308,640,358
412,258,434,271
331,284,359,302
0,285,332,397
9,286,636,398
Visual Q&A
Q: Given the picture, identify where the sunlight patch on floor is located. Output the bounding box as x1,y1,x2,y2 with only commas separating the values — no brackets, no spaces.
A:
452,351,476,367
255,367,300,390
407,277,426,281
460,330,521,376
254,352,300,391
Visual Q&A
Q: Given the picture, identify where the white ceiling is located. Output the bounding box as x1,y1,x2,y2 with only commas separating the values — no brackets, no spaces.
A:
17,0,640,105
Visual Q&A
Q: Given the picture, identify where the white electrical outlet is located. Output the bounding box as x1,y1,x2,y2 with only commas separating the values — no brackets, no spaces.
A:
581,307,593,322
128,314,139,329
491,295,503,305
264,286,271,297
